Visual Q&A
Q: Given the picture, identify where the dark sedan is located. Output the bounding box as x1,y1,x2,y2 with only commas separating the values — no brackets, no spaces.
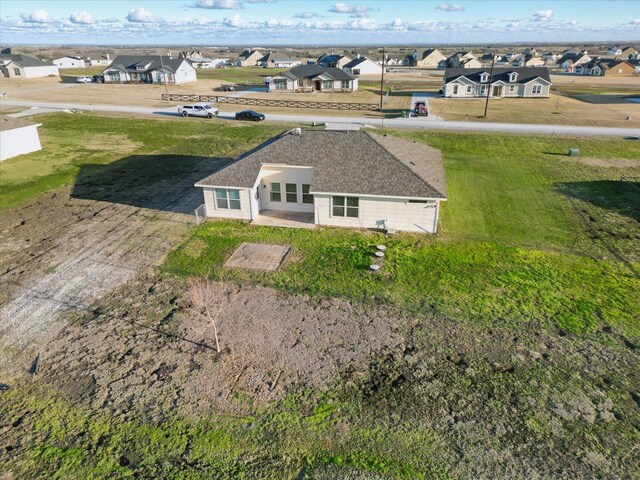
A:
235,110,265,121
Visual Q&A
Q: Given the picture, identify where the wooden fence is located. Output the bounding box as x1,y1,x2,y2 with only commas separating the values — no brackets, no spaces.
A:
161,94,379,111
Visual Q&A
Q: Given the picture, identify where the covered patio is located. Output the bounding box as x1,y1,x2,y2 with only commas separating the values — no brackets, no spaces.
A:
251,210,315,229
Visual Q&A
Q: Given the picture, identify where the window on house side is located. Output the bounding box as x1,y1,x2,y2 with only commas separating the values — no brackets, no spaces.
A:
215,189,241,210
286,183,297,203
270,183,281,202
302,184,313,204
532,84,542,94
332,196,359,218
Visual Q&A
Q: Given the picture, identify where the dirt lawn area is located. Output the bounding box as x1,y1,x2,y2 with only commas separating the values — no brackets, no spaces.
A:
0,156,221,382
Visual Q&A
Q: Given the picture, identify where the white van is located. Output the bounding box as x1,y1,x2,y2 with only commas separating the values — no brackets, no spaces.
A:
177,103,219,119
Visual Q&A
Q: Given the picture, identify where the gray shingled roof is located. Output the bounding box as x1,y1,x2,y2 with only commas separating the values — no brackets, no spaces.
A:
0,115,40,132
196,130,446,199
0,53,55,67
444,66,551,84
106,55,186,73
280,64,356,81
343,56,378,69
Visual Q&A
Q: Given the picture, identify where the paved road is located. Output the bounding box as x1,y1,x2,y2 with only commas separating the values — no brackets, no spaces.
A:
2,98,639,137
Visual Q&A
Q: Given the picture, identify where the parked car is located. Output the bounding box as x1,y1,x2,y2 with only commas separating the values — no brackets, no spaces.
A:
235,110,265,122
413,101,428,116
76,76,92,83
92,75,104,83
386,68,399,73
177,103,219,119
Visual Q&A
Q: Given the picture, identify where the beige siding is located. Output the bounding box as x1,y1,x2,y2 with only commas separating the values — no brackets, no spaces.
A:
259,165,314,213
314,194,440,234
523,82,550,97
202,187,252,220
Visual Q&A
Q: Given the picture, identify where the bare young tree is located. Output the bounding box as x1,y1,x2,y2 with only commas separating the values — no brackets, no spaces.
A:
187,279,238,354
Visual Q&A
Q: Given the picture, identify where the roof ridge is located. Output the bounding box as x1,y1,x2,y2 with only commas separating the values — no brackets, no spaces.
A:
364,131,446,198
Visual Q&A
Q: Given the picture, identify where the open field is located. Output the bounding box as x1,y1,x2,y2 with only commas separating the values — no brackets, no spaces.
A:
429,92,640,127
1,114,639,478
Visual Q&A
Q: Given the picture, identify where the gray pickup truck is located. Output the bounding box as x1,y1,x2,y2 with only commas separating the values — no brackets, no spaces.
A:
177,103,219,118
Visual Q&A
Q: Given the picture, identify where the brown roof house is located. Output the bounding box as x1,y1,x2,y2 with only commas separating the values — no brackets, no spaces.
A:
195,130,447,233
0,116,42,161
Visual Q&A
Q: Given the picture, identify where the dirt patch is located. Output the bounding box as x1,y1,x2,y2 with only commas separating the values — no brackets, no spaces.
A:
39,275,407,419
566,157,640,168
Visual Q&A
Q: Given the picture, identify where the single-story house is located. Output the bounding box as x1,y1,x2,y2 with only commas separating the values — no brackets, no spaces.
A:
258,52,302,69
86,53,112,66
234,50,263,67
0,53,59,78
619,46,638,59
443,67,551,98
317,53,352,69
440,51,482,69
102,55,197,84
195,130,447,234
0,116,42,161
607,47,623,56
343,56,382,76
268,64,358,92
577,59,636,76
53,56,86,69
557,52,591,71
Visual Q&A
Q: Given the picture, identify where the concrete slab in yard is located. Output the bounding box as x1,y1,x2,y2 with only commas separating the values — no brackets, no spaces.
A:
224,242,291,271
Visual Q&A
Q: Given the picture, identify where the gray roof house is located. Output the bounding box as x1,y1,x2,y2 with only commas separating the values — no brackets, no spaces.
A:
195,130,447,233
235,49,263,67
258,51,302,68
443,67,551,98
268,64,358,92
0,53,59,78
102,55,197,84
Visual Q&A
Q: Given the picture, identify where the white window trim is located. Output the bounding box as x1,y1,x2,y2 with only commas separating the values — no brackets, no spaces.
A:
214,188,241,210
269,182,282,202
331,196,359,218
285,183,298,203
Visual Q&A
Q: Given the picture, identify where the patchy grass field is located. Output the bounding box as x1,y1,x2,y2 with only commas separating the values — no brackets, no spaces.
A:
1,116,640,479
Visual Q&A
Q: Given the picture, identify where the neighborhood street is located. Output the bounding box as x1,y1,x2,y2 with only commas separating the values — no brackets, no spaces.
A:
2,98,639,137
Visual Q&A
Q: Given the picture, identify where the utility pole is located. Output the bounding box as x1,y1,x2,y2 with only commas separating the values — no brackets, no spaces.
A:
483,52,495,118
379,46,385,110
159,53,169,99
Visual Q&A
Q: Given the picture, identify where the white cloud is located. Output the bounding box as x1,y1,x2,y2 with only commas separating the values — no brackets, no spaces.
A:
126,8,164,23
567,20,579,26
630,19,640,25
69,11,96,25
533,10,553,22
348,18,377,30
508,21,520,28
435,3,465,12
473,21,489,29
390,18,405,30
266,18,293,28
192,0,242,9
328,3,372,18
293,12,320,19
246,0,276,3
102,17,121,23
20,10,54,23
223,14,243,27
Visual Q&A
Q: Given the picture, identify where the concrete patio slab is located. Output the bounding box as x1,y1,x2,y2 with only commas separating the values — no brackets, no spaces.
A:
252,210,315,229
224,242,291,271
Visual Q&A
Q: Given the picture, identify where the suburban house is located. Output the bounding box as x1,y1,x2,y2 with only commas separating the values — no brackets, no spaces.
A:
86,53,112,67
195,130,447,234
619,46,639,60
317,53,352,69
403,48,446,68
235,50,263,67
178,51,228,69
439,51,482,69
576,59,636,76
512,55,545,67
102,55,197,84
53,56,86,69
258,52,302,68
443,67,551,98
0,53,59,78
268,64,358,92
557,51,591,71
343,56,382,75
0,116,42,161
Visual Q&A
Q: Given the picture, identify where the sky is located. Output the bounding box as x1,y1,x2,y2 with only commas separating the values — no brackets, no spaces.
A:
0,1,638,46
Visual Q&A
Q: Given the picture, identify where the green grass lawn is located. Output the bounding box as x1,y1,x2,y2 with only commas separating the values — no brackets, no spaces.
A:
0,113,284,210
196,66,281,84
